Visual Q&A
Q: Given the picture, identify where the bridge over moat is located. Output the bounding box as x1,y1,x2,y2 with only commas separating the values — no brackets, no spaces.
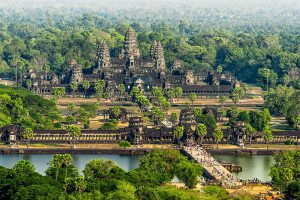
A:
182,146,242,188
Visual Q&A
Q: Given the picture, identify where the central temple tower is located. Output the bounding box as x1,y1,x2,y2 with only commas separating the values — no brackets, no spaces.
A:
119,28,140,59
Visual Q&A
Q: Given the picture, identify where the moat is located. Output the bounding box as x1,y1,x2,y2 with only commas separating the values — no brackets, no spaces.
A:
0,154,274,182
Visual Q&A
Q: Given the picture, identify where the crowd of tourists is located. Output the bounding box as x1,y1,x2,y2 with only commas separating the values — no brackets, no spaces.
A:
184,144,242,188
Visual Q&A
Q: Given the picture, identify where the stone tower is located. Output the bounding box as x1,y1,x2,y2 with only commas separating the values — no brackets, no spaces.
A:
120,28,140,59
96,41,111,70
171,60,183,73
153,41,166,70
150,40,157,58
185,70,194,85
69,59,83,83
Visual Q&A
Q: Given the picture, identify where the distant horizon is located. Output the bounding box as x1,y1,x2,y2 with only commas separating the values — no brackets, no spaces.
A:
1,0,300,10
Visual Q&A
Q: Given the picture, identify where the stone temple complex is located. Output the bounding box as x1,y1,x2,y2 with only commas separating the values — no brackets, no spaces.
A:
24,28,238,97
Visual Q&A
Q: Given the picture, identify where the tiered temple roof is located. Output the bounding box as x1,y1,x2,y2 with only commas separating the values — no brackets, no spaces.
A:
120,28,140,59
96,41,111,69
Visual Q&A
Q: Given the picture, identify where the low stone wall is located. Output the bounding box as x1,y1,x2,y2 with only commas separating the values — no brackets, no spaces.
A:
0,148,153,155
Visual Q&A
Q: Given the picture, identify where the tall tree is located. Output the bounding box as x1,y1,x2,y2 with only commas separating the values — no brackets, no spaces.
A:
188,93,197,107
263,125,273,149
175,87,183,101
70,81,79,96
245,124,256,145
22,127,34,148
196,124,207,145
219,95,227,109
82,80,90,97
212,129,223,149
173,126,184,144
66,125,81,148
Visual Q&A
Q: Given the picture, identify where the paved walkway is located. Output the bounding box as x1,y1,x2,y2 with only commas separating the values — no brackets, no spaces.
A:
183,145,242,188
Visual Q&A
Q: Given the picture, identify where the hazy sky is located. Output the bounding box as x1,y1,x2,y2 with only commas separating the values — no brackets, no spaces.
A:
1,0,300,10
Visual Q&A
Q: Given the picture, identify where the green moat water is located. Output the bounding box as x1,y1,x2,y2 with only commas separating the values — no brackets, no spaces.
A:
0,154,274,181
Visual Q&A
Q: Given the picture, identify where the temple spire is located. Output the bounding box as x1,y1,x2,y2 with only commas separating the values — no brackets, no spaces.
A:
120,28,140,59
153,41,166,70
96,41,111,69
150,40,157,58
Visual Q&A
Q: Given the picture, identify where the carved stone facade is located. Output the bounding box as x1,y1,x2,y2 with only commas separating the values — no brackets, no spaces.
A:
24,27,238,97
69,59,83,83
96,41,111,71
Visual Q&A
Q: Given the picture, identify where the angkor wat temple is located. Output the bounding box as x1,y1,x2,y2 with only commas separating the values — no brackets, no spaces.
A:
25,28,238,97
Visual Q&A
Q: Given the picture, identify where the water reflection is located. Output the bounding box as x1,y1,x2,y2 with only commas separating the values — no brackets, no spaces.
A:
0,154,141,175
0,154,273,181
213,155,274,181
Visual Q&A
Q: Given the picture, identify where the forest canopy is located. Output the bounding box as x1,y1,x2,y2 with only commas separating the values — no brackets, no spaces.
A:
0,3,299,85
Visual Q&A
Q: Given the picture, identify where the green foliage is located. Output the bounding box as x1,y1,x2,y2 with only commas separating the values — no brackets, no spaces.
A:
188,93,197,104
0,86,60,129
174,160,202,189
156,185,203,200
70,82,79,93
231,87,244,105
249,109,271,131
22,127,34,147
196,124,207,140
213,128,224,148
263,125,273,149
119,140,131,148
237,111,250,123
106,181,137,200
286,91,300,129
100,122,117,130
111,106,121,119
13,160,35,176
175,87,183,99
64,176,87,194
138,149,188,186
150,106,165,124
202,186,229,200
0,151,253,199
83,159,125,181
195,114,217,129
270,151,300,195
173,126,184,143
46,154,77,183
284,181,300,200
170,112,178,125
66,125,81,147
52,87,66,98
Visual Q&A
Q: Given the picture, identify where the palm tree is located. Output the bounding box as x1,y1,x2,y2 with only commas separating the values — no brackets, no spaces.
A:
70,81,78,96
212,128,224,149
196,124,207,145
245,124,256,145
61,154,73,181
173,126,184,144
66,125,81,148
82,80,90,97
50,154,63,181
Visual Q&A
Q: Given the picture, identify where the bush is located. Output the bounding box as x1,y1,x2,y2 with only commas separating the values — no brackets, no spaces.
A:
284,140,295,145
119,141,131,148
100,122,117,130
